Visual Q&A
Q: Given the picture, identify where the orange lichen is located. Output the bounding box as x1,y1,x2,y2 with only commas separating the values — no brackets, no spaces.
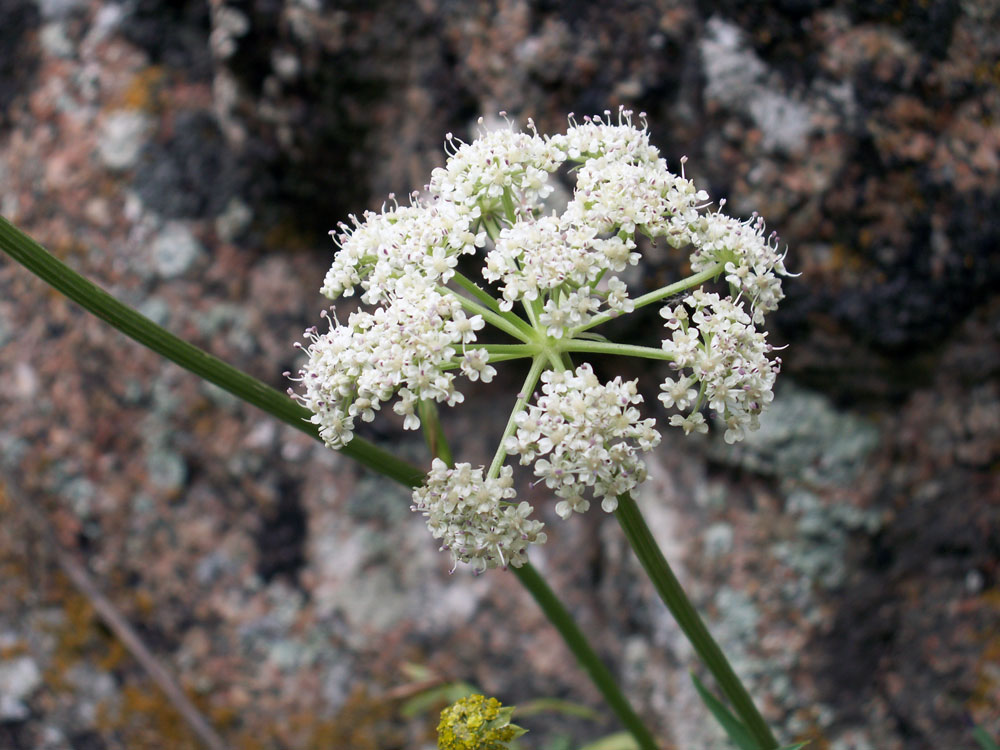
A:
219,686,423,750
121,67,168,113
96,683,202,749
39,585,124,692
967,592,1000,723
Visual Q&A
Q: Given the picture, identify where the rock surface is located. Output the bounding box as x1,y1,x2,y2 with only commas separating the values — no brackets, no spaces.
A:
0,1,997,748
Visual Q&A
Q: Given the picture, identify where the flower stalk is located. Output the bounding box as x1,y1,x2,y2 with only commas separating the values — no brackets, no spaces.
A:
487,355,547,478
0,214,660,750
4,106,794,750
512,564,659,750
615,492,778,749
571,263,724,335
0,216,424,487
421,406,659,750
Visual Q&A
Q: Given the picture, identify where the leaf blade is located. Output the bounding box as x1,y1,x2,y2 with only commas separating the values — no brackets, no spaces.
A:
690,672,759,750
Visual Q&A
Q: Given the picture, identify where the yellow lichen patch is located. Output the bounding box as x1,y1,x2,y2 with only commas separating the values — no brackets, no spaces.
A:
121,67,168,113
0,491,32,603
96,637,128,673
967,591,1000,723
225,687,408,750
207,702,242,734
829,243,868,273
96,682,202,749
973,60,1000,89
40,585,119,692
0,640,29,660
27,569,133,696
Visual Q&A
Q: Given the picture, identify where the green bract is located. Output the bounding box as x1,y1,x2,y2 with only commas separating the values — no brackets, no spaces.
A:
437,694,527,750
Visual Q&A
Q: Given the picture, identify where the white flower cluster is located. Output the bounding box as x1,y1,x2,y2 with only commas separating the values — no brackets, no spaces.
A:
551,112,660,162
689,210,788,324
322,198,485,305
477,110,719,338
290,107,791,571
411,459,547,573
659,290,780,444
290,277,494,449
506,364,661,517
483,215,638,321
429,118,565,215
561,144,709,243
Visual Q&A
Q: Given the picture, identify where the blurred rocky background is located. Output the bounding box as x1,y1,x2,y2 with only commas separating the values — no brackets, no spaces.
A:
0,1,998,748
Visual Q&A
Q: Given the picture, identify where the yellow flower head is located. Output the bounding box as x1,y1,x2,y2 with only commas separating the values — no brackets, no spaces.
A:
437,694,527,750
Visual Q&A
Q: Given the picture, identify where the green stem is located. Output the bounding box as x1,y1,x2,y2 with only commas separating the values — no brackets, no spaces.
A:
501,189,518,226
614,492,778,750
0,217,424,489
439,347,532,372
481,343,537,360
561,340,673,361
451,272,537,340
451,271,503,314
481,215,502,242
440,285,534,344
418,400,453,466
545,350,566,370
571,264,723,335
512,563,659,750
433,417,659,750
2,216,661,748
521,297,540,331
486,355,546,479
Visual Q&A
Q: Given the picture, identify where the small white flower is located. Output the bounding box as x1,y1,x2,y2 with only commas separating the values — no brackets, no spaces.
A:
658,375,698,410
554,495,590,519
460,348,496,383
323,196,484,304
688,211,788,324
429,118,565,216
411,459,546,572
669,412,708,435
289,277,490,449
506,364,661,515
660,292,779,443
604,277,634,314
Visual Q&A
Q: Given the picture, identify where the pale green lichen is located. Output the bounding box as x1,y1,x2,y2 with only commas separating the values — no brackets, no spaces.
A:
773,489,884,591
708,383,879,487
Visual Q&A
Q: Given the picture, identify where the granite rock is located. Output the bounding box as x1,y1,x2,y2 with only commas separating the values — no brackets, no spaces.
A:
0,2,997,748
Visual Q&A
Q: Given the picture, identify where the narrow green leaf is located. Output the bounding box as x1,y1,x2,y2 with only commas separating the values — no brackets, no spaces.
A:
974,727,1000,750
616,490,778,750
690,672,758,750
577,731,641,750
513,697,602,721
399,681,477,719
776,743,810,750
507,724,529,741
